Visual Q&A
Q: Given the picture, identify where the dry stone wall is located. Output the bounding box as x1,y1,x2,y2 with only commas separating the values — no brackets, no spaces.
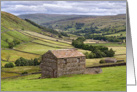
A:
57,56,85,77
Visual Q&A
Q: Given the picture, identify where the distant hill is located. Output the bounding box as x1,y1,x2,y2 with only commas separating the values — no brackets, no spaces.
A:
18,13,91,26
19,13,126,36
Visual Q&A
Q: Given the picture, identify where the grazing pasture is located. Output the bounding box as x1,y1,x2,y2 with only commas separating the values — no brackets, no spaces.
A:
22,31,71,44
14,42,57,55
2,66,40,74
1,72,20,79
6,30,32,42
1,49,40,62
109,47,126,55
1,66,126,91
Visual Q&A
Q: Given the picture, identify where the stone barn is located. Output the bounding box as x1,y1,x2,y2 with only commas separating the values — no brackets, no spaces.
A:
40,49,86,78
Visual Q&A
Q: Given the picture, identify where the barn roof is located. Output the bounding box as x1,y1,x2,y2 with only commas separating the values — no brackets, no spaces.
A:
49,49,85,58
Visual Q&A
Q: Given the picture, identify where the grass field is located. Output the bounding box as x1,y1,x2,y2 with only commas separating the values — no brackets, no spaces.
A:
1,72,20,79
1,40,9,48
22,31,71,44
87,42,126,47
1,66,40,79
1,49,40,62
32,40,73,48
84,39,106,44
109,47,126,55
105,31,126,37
1,66,126,91
6,30,32,42
14,42,58,54
2,66,40,74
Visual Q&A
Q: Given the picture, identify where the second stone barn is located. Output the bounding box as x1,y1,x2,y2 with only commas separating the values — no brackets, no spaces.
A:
40,49,86,78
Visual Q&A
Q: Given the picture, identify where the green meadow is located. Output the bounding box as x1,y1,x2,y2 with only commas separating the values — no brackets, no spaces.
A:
1,66,126,91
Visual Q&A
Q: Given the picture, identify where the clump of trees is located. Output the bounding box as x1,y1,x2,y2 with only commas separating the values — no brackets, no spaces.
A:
72,37,115,58
4,62,14,68
15,57,40,66
75,23,85,29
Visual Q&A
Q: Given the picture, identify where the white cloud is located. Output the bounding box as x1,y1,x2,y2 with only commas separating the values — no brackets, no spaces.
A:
1,1,126,15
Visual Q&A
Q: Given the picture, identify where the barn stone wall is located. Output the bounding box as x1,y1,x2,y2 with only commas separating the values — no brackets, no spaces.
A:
57,56,85,77
40,52,57,78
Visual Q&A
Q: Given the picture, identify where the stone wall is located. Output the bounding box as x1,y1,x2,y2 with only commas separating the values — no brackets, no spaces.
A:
57,56,86,77
40,52,57,78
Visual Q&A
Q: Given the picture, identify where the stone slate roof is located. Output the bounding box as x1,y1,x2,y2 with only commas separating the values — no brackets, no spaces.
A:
49,49,85,58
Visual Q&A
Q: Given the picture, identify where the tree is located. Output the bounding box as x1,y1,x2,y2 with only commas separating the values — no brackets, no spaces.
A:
8,42,14,49
58,34,62,38
34,58,39,66
4,62,14,68
15,59,21,66
108,48,115,57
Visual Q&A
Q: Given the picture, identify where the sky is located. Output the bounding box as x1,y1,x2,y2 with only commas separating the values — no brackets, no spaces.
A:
1,1,126,16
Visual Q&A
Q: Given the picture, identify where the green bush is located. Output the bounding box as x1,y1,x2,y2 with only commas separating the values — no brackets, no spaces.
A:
4,62,14,68
99,60,106,64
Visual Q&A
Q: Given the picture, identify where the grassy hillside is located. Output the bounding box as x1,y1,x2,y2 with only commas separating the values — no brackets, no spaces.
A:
19,13,126,36
1,66,126,91
1,11,41,32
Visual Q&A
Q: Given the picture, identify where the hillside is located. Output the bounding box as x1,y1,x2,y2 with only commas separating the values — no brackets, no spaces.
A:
1,11,41,48
1,11,75,62
1,11,42,32
1,11,70,48
19,13,90,26
19,13,126,36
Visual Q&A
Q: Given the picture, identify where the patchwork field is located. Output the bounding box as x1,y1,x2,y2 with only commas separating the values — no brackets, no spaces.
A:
105,31,126,37
1,30,126,68
1,66,126,91
22,31,72,44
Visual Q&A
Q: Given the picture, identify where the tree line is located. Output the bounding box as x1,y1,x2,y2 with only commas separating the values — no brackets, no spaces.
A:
72,37,115,58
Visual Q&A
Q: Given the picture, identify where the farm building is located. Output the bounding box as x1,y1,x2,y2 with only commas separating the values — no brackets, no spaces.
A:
105,58,117,63
40,49,86,78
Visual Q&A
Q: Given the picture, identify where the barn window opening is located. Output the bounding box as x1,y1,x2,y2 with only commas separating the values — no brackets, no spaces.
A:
77,58,80,63
64,59,67,64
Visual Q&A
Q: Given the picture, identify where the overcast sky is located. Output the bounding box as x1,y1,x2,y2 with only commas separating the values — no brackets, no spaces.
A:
1,1,126,16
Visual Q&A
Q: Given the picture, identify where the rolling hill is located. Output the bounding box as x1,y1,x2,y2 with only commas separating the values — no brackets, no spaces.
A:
1,11,75,62
19,13,126,36
19,13,91,26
